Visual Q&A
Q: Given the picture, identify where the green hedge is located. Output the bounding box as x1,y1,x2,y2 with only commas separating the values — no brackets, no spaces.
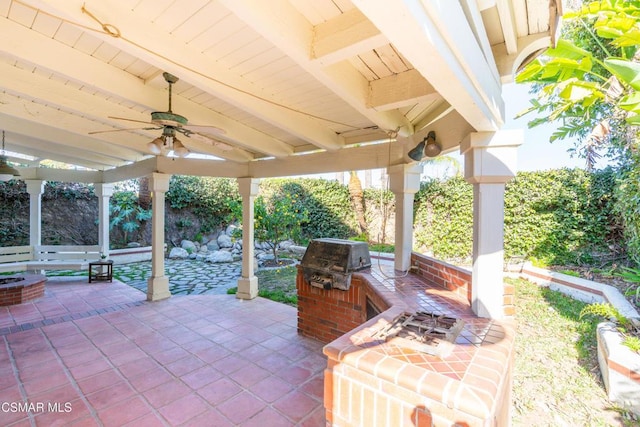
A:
0,169,626,268
504,168,618,266
259,178,357,242
413,168,618,266
414,177,473,261
166,176,239,232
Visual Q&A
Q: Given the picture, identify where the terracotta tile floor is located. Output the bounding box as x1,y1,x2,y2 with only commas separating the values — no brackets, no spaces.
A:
0,277,326,426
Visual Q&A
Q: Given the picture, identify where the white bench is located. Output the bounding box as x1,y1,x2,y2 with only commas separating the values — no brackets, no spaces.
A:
0,245,102,273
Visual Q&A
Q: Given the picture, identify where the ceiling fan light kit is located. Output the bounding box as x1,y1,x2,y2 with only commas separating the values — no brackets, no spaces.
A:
92,72,228,158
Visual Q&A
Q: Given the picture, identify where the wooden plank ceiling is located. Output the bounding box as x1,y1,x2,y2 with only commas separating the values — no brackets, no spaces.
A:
0,0,560,177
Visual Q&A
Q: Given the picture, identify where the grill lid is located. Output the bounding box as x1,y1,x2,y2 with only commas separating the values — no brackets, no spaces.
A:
300,238,371,290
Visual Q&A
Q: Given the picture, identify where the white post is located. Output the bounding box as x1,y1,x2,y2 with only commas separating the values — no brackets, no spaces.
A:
25,180,44,247
94,183,114,258
147,173,171,302
461,131,522,318
236,178,260,300
388,164,422,271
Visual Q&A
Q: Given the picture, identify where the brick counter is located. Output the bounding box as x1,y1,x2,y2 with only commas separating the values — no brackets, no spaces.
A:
297,264,515,426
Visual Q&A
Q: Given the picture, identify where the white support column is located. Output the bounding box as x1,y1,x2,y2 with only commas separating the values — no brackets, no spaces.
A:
388,164,422,271
147,173,171,302
25,180,44,247
461,130,522,318
94,183,114,258
236,177,260,300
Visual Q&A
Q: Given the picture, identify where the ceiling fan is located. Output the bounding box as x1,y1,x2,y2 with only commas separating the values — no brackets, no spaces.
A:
90,72,231,157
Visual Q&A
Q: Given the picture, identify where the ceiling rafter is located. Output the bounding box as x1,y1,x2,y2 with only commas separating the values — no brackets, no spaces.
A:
31,0,344,151
311,8,387,65
0,17,286,161
496,0,518,54
367,69,437,111
353,0,505,131
220,0,414,137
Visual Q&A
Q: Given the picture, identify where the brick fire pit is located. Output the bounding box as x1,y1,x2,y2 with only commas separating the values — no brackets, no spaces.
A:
0,274,46,306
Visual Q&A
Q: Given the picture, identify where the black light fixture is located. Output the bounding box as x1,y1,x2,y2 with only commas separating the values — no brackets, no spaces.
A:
0,131,20,181
408,131,441,161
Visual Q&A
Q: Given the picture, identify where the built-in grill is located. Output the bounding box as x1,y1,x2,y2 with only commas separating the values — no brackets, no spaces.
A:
300,238,371,291
371,311,465,358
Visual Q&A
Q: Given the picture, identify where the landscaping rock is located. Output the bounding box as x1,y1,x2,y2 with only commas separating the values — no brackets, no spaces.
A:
289,245,307,256
217,234,233,248
278,240,295,251
226,224,238,237
181,240,197,253
207,250,234,263
169,247,189,259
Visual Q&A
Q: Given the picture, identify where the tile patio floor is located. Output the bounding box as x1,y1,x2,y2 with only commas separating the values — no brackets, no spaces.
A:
0,277,326,426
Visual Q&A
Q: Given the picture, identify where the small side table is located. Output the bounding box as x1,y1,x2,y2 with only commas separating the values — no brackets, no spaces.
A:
89,260,113,283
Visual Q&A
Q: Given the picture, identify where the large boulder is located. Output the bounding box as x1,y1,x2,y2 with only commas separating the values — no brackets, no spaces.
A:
217,234,233,248
169,247,189,259
207,250,234,263
207,240,220,251
181,240,197,253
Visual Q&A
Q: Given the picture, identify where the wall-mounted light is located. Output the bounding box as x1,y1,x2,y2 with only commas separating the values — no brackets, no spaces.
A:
0,131,20,182
408,131,441,161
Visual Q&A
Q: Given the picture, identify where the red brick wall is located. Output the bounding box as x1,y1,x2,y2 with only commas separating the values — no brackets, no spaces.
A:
296,267,390,343
410,253,471,301
410,253,515,317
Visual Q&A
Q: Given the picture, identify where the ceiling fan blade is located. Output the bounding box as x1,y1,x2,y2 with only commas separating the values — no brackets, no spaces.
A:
89,126,161,135
183,124,226,135
183,131,233,151
108,116,157,126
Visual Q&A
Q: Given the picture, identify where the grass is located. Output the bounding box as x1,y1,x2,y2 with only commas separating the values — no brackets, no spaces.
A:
511,277,636,426
227,265,298,306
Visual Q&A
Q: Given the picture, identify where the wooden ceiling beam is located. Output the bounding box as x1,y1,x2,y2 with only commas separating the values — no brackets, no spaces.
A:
367,69,437,111
311,8,387,65
31,0,343,151
220,0,413,137
0,16,292,160
353,0,504,131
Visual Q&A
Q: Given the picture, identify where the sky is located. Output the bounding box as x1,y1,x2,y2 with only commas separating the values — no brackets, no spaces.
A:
501,82,586,171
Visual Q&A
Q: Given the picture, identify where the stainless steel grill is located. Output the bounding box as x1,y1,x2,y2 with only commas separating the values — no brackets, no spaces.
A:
300,238,371,291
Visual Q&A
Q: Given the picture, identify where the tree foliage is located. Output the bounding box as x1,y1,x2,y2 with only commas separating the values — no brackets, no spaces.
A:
516,0,640,167
252,194,308,261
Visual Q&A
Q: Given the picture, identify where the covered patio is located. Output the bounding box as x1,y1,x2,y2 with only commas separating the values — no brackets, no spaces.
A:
0,0,562,425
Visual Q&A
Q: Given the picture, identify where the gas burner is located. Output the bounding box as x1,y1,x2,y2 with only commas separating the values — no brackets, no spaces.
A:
372,311,465,358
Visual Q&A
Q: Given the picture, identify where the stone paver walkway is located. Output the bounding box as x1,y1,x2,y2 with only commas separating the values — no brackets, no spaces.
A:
49,259,243,295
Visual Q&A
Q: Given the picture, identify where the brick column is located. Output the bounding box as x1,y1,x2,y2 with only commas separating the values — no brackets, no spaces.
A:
461,131,522,318
147,173,171,302
236,178,260,300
